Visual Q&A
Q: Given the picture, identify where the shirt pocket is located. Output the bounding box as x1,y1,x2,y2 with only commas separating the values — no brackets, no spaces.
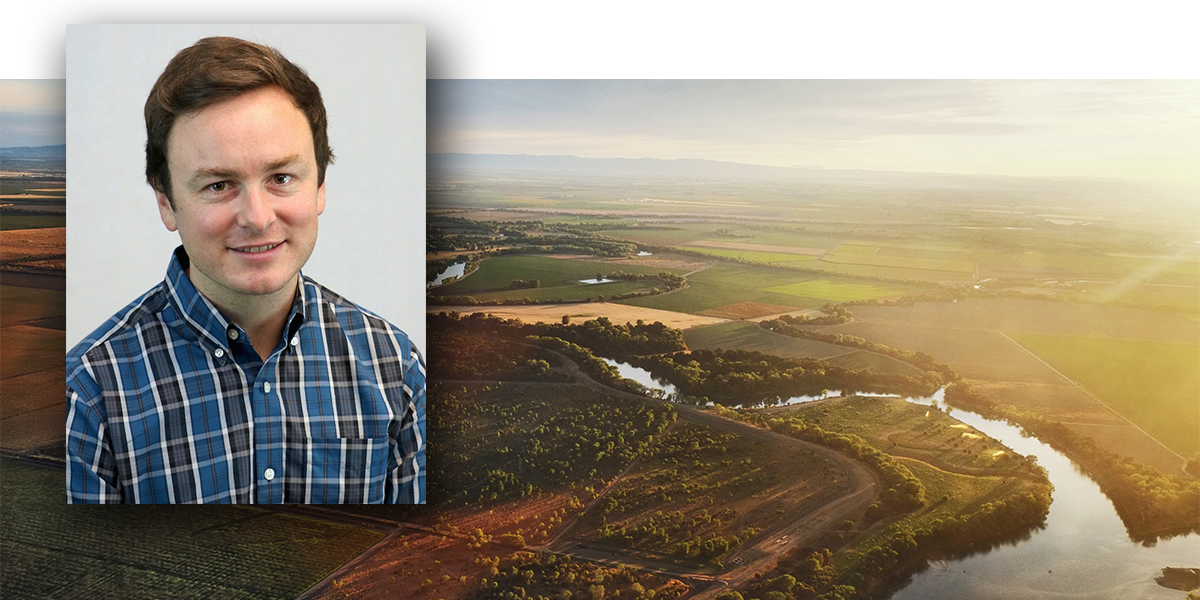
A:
306,436,390,504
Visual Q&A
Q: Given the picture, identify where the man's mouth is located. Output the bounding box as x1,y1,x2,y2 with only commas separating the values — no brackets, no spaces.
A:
233,242,282,254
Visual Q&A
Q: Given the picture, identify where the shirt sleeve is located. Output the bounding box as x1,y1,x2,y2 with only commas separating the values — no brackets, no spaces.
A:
65,385,123,503
386,342,426,504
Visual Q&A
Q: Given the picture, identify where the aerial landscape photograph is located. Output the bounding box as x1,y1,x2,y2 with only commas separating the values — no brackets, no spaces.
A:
2,76,1198,599
419,79,1200,600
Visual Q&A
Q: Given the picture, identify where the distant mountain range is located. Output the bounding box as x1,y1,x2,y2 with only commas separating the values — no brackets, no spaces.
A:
429,152,1192,205
0,145,66,171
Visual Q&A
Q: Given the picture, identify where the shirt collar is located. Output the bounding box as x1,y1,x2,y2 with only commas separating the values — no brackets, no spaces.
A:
164,245,308,354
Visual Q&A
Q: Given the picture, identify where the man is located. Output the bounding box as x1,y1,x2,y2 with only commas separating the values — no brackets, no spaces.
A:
66,37,425,504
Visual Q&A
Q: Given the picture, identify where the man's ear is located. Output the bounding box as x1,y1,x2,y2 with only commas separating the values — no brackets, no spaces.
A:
155,190,178,232
316,181,326,216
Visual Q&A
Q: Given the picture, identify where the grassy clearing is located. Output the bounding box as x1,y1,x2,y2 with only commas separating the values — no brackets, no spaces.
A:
1005,333,1200,456
825,351,924,376
684,321,850,359
783,396,1022,474
0,460,381,600
764,278,911,302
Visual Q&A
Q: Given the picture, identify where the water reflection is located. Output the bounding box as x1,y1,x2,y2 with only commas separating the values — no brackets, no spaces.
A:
592,360,1197,598
429,261,466,287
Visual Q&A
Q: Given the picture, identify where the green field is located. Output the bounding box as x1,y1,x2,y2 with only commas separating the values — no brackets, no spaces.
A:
822,252,976,274
846,239,972,253
802,260,977,282
764,278,911,302
1006,333,1200,456
0,214,65,230
679,246,819,265
0,461,381,600
834,244,879,255
684,322,850,359
620,265,912,314
980,252,1200,285
433,255,681,302
619,264,821,314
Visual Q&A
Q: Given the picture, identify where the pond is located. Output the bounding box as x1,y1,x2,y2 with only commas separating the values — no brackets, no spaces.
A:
429,261,465,287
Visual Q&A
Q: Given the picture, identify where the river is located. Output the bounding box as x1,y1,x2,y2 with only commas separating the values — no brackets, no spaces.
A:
602,359,1199,599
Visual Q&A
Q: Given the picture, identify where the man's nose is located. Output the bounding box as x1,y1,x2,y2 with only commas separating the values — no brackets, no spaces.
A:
237,186,276,231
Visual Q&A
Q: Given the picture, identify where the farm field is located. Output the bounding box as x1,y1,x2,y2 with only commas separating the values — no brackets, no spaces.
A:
619,264,823,314
619,264,913,315
763,277,913,302
433,255,682,301
0,461,381,600
978,251,1200,285
848,298,1200,344
821,250,975,274
800,259,977,282
1005,333,1200,457
427,301,730,330
813,322,1067,385
845,239,973,253
683,240,827,256
680,245,819,265
0,214,65,230
0,277,66,453
684,321,852,359
0,285,65,327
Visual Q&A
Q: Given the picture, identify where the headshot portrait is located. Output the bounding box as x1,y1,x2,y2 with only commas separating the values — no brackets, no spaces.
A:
64,25,426,504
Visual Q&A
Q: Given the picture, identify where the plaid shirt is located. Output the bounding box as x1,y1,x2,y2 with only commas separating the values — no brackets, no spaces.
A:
66,247,425,504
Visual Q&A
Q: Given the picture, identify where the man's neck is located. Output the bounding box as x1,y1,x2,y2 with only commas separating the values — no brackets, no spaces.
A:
188,268,297,361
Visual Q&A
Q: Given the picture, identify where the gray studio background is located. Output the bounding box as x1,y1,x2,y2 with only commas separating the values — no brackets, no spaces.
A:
65,24,426,355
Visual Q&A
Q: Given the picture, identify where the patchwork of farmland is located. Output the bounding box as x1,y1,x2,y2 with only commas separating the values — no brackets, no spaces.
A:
432,254,683,303
1005,333,1200,457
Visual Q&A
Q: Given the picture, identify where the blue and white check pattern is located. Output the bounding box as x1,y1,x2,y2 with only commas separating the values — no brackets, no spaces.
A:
66,247,425,504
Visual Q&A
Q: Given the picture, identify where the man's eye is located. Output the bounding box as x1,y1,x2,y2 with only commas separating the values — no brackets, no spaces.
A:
272,174,294,185
206,182,228,193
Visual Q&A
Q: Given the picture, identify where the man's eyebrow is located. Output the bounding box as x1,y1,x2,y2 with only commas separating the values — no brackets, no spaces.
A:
263,155,306,172
185,155,308,187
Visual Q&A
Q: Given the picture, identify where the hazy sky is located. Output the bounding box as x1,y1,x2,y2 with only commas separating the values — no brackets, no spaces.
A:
0,79,65,147
429,80,1199,186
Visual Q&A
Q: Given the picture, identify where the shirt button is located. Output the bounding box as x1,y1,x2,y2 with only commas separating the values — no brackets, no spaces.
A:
290,335,299,347
263,382,272,393
214,348,225,358
228,328,240,340
263,468,276,481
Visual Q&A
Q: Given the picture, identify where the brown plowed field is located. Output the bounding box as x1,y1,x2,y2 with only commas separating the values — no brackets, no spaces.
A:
428,302,731,330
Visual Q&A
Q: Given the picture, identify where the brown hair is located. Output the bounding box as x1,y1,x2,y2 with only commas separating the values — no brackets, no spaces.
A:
145,36,334,204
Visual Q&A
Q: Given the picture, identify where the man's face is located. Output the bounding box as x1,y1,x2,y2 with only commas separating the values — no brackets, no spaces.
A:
156,86,325,311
